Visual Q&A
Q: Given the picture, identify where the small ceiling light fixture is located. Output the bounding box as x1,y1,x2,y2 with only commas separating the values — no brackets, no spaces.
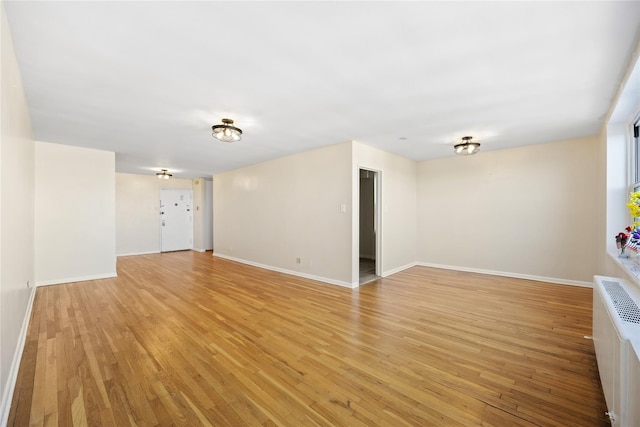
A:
454,136,481,156
212,118,242,142
156,169,172,180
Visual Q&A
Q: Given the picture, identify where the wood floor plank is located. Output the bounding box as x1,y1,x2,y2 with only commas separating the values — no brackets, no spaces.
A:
9,251,610,426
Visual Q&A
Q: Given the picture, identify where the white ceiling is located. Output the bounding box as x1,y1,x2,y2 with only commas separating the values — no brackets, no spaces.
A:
4,1,640,179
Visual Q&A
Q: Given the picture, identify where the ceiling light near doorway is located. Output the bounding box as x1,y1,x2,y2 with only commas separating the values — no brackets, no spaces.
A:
454,136,481,155
156,169,172,179
212,118,243,142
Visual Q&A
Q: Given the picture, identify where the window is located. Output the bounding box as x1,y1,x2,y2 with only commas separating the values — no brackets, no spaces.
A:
631,121,640,227
634,121,640,184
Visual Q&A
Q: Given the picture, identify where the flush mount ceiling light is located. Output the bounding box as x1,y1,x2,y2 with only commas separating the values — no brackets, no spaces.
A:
454,136,481,156
212,118,242,142
156,169,172,180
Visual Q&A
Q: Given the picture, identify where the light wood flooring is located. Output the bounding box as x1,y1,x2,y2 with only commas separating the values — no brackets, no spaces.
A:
9,251,609,426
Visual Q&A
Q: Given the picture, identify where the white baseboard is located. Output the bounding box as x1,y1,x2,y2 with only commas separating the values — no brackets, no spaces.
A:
382,262,418,277
192,248,213,253
35,272,118,287
208,257,589,288
0,286,37,427
213,253,356,288
416,262,592,288
117,251,160,257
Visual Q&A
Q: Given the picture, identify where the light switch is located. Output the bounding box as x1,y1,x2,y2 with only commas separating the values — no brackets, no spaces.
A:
340,204,346,213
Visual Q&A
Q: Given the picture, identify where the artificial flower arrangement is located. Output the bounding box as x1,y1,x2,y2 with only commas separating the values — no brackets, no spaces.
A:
618,191,640,256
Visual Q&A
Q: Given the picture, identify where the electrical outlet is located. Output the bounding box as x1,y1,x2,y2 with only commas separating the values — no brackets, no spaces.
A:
296,257,301,264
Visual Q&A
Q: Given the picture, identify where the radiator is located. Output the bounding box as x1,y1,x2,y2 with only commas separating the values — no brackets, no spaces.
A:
593,275,640,426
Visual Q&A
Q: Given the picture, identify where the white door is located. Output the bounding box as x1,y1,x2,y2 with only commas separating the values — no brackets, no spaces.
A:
160,189,193,252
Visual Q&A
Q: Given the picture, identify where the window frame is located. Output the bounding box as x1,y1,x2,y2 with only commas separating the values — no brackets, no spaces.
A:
634,120,640,185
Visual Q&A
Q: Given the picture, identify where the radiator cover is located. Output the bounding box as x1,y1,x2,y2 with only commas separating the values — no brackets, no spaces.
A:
593,275,640,426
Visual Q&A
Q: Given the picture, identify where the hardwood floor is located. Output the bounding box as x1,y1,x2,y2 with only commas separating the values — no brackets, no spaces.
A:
9,251,609,426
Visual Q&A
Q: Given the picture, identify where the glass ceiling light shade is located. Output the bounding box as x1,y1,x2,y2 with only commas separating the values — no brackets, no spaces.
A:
454,136,481,156
156,169,172,180
212,118,242,142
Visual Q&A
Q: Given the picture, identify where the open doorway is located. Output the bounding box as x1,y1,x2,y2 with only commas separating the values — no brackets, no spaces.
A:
359,169,380,284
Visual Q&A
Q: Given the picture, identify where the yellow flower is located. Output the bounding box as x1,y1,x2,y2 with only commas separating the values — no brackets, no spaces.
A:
628,192,640,225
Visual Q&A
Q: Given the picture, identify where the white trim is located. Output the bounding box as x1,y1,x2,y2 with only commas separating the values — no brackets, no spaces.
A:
213,253,357,288
382,262,417,277
192,248,207,253
607,250,640,288
117,250,160,257
209,255,590,288
416,262,592,288
35,272,118,287
0,286,36,427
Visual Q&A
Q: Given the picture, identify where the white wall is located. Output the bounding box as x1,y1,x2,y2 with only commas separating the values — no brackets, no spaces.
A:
115,173,193,256
352,142,417,281
192,177,214,252
35,142,116,285
602,122,635,280
213,142,353,286
204,179,213,250
600,42,640,280
605,123,631,255
417,137,599,285
193,178,204,251
0,3,35,422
